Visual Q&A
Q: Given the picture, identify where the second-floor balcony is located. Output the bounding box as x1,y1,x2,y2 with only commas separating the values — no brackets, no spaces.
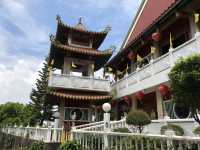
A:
112,33,200,99
48,74,110,92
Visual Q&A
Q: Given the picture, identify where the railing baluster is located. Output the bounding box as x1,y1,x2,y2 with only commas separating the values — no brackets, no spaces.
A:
146,139,151,150
153,139,157,149
178,141,183,150
141,138,144,150
115,136,118,150
160,140,164,150
135,138,138,150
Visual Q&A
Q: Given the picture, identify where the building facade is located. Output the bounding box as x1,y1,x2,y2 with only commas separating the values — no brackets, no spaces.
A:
47,16,113,130
107,0,200,120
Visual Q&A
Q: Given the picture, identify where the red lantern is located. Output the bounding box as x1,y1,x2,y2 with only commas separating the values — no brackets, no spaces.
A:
158,85,169,96
152,32,161,42
123,96,130,105
135,91,145,100
127,51,136,60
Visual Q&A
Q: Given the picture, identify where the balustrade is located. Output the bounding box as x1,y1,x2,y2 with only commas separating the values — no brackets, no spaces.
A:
49,74,110,92
112,33,200,99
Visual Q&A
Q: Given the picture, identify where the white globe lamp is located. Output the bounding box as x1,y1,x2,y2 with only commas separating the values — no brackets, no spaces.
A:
102,103,111,113
54,112,60,118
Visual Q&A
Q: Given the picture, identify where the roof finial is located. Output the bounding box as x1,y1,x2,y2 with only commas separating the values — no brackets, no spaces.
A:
56,15,61,24
78,16,83,24
104,25,112,33
49,34,55,42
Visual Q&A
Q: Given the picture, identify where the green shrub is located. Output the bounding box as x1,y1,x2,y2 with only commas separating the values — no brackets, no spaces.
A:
112,128,130,133
126,110,151,133
28,141,44,150
193,126,200,135
58,141,83,150
160,124,184,136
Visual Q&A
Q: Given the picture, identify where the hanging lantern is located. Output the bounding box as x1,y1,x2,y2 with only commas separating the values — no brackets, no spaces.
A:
127,51,136,60
123,96,130,105
135,91,145,100
158,85,169,96
152,32,161,42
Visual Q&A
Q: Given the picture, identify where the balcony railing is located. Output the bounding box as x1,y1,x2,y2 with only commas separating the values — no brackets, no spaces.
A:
112,33,200,99
48,74,110,92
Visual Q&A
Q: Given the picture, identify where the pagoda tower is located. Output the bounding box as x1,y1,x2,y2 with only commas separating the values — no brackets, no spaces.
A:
47,16,113,130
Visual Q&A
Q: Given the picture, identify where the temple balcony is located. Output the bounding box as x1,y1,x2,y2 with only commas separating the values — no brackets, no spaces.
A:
112,33,200,99
48,74,110,92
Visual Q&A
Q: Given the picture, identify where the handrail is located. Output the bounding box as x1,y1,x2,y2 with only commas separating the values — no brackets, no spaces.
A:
112,37,196,87
52,73,109,82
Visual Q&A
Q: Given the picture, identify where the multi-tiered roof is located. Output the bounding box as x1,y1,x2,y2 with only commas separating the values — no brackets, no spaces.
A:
49,16,113,71
48,16,113,104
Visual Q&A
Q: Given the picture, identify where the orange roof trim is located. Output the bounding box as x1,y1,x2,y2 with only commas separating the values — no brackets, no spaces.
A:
49,91,112,101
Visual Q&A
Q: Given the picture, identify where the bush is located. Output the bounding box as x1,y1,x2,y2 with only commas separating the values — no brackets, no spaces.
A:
126,110,151,133
58,141,83,150
28,141,44,150
112,128,130,133
193,126,200,135
160,124,184,136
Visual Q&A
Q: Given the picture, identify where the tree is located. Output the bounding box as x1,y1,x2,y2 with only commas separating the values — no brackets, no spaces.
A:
126,110,151,133
169,54,200,124
30,58,54,126
0,102,34,127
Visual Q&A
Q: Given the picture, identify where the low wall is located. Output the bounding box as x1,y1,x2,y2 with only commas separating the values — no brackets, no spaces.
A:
0,131,60,150
146,119,197,136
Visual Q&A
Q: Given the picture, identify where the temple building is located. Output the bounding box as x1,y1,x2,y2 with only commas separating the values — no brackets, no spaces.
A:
107,0,200,120
47,16,113,130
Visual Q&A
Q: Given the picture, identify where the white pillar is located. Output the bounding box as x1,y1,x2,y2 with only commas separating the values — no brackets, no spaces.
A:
156,88,164,119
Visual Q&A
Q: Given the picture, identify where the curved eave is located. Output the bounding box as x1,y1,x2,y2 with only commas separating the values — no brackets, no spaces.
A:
56,22,109,49
49,91,112,101
49,42,113,71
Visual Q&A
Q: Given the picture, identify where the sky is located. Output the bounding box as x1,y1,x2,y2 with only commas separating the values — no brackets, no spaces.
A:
0,0,141,104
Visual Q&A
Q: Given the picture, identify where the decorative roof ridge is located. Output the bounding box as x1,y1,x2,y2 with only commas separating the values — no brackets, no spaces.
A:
51,40,113,55
56,15,111,34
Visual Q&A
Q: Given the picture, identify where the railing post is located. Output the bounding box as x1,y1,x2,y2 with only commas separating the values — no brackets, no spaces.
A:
102,103,111,150
46,126,52,142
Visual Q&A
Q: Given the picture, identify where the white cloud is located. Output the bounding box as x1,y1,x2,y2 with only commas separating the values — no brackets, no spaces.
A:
0,0,48,104
0,55,43,104
0,0,50,53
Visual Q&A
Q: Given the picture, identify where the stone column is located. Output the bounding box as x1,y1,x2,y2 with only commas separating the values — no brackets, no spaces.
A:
156,88,164,119
88,63,94,77
130,94,137,111
59,99,65,128
63,57,71,74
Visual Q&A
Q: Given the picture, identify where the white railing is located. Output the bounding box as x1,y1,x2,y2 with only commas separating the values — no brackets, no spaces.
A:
112,33,200,99
48,74,110,92
1,127,62,143
73,118,126,131
72,130,200,150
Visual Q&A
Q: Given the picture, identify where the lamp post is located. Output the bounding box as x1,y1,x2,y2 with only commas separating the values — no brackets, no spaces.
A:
102,103,111,150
